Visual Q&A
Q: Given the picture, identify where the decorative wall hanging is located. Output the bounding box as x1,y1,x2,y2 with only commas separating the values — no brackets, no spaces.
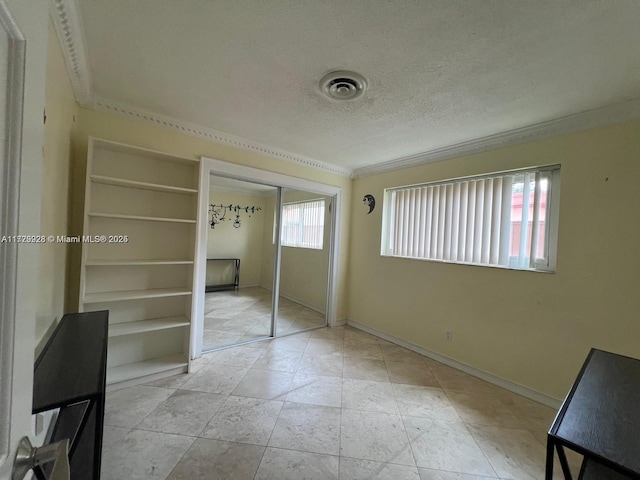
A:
209,203,262,229
363,194,375,214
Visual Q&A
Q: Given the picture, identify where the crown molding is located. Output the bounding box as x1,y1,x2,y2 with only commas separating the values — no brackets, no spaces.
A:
49,0,93,107
94,97,354,178
353,97,640,178
48,0,640,181
48,0,351,178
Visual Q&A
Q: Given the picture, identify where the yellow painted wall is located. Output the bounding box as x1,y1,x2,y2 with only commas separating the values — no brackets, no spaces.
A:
36,20,78,348
207,189,267,286
70,108,352,320
348,119,640,399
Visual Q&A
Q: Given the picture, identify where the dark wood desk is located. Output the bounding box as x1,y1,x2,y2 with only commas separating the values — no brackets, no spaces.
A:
33,311,109,480
546,349,640,479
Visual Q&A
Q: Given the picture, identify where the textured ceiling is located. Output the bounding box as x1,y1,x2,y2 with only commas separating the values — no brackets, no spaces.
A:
77,0,640,171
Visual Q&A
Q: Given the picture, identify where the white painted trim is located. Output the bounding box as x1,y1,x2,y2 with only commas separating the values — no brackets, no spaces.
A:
49,0,93,107
96,95,640,181
353,98,640,178
191,159,209,359
94,97,353,178
0,1,25,465
192,158,342,359
202,157,345,197
347,319,562,409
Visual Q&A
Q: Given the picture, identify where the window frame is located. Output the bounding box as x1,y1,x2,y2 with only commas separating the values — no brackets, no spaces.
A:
380,165,561,272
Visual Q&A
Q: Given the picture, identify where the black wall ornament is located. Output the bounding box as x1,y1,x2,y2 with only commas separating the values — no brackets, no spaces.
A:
363,194,375,214
209,203,262,229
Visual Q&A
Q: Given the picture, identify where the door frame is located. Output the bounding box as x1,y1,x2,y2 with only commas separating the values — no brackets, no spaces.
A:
0,1,48,475
0,0,26,472
191,157,342,358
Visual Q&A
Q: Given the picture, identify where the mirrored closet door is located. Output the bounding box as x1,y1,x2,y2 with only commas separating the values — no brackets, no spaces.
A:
202,176,277,350
198,162,339,355
276,189,330,335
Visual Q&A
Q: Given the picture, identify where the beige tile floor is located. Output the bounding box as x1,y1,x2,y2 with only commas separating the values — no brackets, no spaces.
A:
203,287,326,350
102,325,583,479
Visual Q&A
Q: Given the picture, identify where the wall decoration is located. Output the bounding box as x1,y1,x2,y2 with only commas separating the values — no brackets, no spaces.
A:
209,203,262,229
363,194,375,214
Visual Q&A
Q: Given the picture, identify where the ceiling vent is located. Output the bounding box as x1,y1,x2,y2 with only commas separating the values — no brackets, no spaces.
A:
319,71,367,101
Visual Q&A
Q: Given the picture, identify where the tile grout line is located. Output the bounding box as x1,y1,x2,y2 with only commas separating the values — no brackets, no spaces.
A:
389,363,420,473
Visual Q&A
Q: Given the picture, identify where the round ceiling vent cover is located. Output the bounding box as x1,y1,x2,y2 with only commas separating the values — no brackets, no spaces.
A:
319,71,367,101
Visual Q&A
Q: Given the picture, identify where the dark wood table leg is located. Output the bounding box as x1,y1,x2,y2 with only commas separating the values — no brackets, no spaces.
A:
556,444,573,480
546,436,555,480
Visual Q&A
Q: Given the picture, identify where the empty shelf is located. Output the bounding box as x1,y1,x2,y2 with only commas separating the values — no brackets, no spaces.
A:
89,213,196,223
109,317,190,337
91,175,198,195
83,288,192,303
106,354,188,385
85,259,194,266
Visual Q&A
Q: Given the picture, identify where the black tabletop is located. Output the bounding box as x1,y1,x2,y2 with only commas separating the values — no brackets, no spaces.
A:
33,311,109,413
550,349,640,476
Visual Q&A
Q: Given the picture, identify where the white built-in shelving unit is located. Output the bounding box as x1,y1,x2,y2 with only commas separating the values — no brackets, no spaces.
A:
79,138,199,387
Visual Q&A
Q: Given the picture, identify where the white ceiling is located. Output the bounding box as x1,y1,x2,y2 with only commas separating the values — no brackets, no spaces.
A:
75,0,640,173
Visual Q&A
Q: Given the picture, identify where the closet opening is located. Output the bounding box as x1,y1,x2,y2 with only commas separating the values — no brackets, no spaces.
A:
192,158,341,357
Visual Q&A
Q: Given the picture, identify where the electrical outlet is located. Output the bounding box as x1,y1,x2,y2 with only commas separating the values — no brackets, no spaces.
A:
445,330,452,341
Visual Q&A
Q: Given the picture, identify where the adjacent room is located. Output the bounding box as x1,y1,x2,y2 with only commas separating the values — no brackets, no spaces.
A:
3,1,640,479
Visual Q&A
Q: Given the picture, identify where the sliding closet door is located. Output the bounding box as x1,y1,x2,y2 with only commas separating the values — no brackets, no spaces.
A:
276,189,330,334
202,176,277,350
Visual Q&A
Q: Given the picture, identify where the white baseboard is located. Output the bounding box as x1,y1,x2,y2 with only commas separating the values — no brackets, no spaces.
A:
258,284,326,315
346,319,561,409
333,318,347,327
279,292,325,315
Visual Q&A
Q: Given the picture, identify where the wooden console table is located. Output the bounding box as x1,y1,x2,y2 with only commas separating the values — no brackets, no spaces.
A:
33,311,109,480
205,258,240,292
546,348,640,479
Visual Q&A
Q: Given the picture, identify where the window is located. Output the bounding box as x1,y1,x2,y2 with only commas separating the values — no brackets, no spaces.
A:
281,199,325,249
381,165,560,272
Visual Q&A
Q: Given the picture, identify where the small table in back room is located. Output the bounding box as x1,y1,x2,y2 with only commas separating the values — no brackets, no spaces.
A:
205,258,240,292
546,348,640,479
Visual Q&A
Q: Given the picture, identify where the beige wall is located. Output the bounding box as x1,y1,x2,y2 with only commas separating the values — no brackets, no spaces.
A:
207,189,267,286
70,107,352,320
348,119,640,400
36,20,78,347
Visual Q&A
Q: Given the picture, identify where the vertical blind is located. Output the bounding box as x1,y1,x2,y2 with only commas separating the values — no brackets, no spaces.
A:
382,166,558,271
281,199,325,249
